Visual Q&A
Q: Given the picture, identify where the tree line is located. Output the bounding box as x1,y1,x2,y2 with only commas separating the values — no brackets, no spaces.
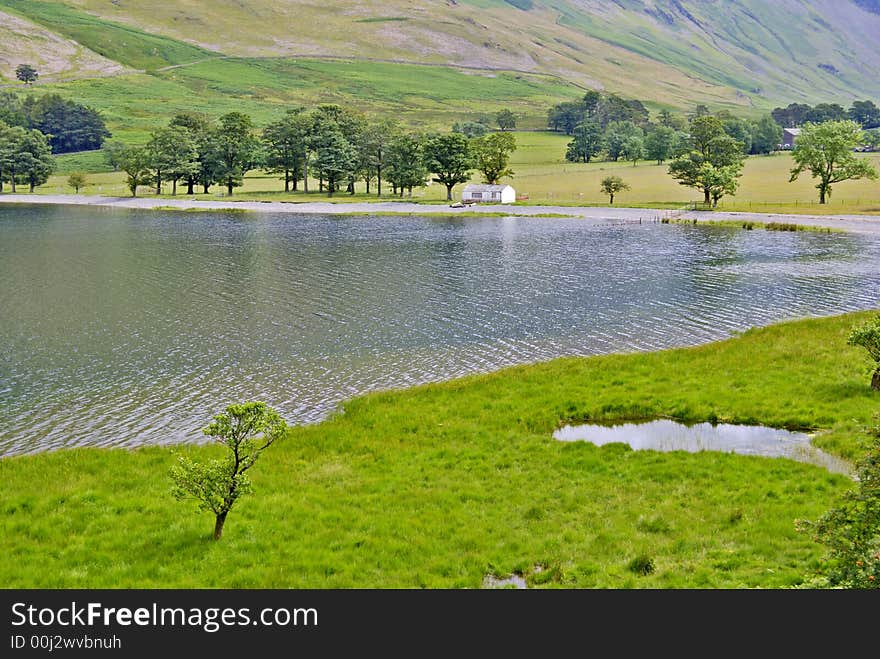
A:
771,99,880,130
549,93,784,166
0,92,111,154
107,105,518,199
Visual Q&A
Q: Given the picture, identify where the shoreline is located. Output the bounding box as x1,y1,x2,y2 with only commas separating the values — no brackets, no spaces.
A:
3,193,880,233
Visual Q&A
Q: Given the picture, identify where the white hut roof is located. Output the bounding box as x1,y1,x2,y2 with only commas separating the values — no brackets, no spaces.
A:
462,184,514,192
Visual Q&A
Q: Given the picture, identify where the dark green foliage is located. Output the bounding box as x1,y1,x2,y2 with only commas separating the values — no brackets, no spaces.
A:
798,420,880,588
28,94,111,153
565,120,603,163
423,132,473,200
15,63,37,84
627,554,655,576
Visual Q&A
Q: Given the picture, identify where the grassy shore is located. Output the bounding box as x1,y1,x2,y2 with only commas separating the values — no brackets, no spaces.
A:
1,311,878,588
45,132,880,216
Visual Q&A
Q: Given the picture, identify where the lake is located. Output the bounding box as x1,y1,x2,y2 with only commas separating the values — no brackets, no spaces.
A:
2,204,879,455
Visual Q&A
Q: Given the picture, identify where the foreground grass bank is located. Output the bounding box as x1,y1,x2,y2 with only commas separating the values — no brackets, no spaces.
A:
1,311,878,588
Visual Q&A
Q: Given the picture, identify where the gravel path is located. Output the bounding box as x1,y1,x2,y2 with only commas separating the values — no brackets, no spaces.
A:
2,194,879,233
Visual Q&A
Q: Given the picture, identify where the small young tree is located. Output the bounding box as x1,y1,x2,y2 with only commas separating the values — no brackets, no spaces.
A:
600,175,630,205
171,402,288,540
67,171,87,193
848,314,880,390
15,64,38,85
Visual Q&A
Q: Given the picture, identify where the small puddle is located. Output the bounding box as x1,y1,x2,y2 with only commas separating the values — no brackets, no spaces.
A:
554,419,852,475
482,574,527,589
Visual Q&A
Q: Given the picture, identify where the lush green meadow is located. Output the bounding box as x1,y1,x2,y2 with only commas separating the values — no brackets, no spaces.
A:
47,131,880,215
1,311,877,588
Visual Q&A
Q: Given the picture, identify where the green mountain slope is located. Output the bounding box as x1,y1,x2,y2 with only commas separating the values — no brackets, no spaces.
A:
1,0,877,115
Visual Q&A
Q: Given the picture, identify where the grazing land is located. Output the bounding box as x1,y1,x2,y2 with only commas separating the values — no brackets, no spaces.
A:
44,132,880,216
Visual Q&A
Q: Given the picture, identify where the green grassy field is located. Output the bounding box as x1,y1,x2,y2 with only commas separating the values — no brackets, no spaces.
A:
1,311,878,588
47,132,880,215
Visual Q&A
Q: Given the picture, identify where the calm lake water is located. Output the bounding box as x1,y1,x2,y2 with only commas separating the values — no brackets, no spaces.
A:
2,204,879,456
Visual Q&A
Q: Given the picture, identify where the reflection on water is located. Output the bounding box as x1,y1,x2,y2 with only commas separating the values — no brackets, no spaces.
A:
2,205,880,455
554,419,853,474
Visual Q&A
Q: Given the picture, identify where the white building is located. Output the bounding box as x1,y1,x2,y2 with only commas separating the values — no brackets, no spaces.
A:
782,127,801,149
461,184,516,204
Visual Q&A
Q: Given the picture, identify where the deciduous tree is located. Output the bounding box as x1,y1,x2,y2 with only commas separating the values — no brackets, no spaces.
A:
423,132,473,201
565,120,603,163
171,402,288,540
15,64,37,85
600,175,629,205
471,131,516,184
789,120,878,204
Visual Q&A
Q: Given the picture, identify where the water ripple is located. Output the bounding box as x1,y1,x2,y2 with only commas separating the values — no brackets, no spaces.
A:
1,208,879,455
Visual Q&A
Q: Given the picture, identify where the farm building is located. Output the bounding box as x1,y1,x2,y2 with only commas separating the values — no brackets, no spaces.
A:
461,184,516,204
782,128,801,149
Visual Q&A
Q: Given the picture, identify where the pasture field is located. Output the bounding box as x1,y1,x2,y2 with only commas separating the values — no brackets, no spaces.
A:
46,132,880,215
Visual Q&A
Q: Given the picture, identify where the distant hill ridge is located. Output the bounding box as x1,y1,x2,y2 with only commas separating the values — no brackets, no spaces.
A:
1,0,878,109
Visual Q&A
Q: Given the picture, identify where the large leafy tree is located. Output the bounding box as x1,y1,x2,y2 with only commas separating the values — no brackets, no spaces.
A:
668,115,745,206
147,126,198,195
386,132,428,197
28,94,110,153
14,128,55,191
750,115,783,155
471,131,516,184
117,145,153,197
565,120,603,163
496,109,516,131
604,121,642,161
423,132,473,201
15,64,38,85
789,120,878,204
171,402,288,540
263,110,306,193
312,126,355,196
0,123,27,192
644,125,676,164
214,112,262,196
169,112,216,195
359,118,399,196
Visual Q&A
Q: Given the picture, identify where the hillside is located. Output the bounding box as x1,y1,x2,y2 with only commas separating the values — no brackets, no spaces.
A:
0,0,878,130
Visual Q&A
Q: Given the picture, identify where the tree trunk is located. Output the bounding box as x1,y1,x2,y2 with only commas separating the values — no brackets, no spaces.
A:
156,171,162,196
446,184,453,201
377,164,382,197
187,177,195,195
819,187,827,204
703,188,711,205
30,180,35,192
203,183,210,194
213,511,228,540
172,179,177,195
610,194,614,205
872,369,880,391
366,178,370,195
227,179,233,196
285,170,290,193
